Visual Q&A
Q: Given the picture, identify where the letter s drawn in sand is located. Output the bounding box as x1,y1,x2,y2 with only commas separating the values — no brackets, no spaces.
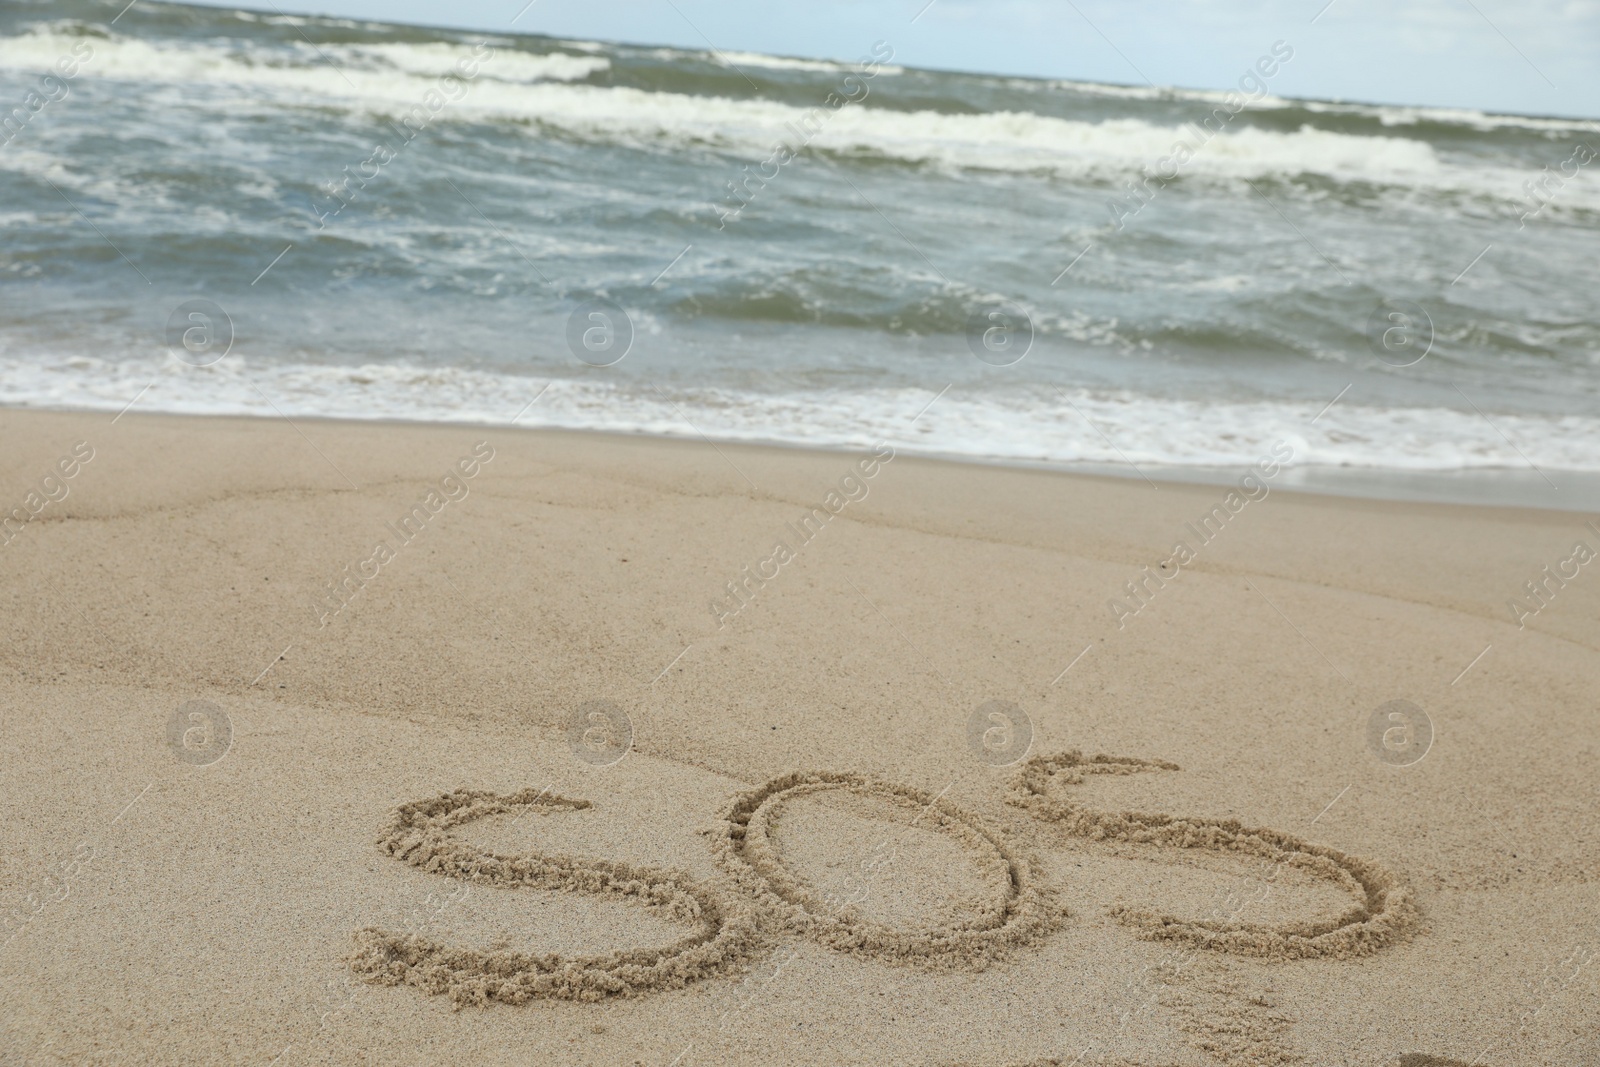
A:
348,788,762,1006
1006,750,1418,960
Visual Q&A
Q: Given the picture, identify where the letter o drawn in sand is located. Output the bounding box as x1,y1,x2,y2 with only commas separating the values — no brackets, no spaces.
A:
1366,700,1433,768
567,699,632,766
166,699,232,766
1007,751,1419,960
350,788,763,1006
713,771,1060,969
967,699,1033,766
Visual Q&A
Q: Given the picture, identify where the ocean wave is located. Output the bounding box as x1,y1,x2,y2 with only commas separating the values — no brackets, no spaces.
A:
334,41,610,84
444,87,1589,211
1293,99,1600,134
1041,76,1294,109
1045,76,1600,135
6,18,1594,141
229,11,364,30
712,49,903,75
8,27,1588,209
5,355,1598,473
671,274,1136,345
0,28,608,91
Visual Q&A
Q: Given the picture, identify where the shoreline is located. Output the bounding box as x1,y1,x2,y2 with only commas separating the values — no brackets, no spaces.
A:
5,402,1595,515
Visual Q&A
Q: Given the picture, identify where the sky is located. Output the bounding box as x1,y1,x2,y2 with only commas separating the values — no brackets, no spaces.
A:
185,0,1599,117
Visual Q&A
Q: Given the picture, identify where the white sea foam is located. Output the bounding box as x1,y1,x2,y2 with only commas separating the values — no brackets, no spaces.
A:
4,28,1591,209
714,50,903,75
1042,77,1294,109
0,29,607,89
1295,98,1600,134
1047,77,1600,135
335,42,610,83
4,355,1597,473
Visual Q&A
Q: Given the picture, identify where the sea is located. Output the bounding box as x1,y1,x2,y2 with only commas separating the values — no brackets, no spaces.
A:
3,0,1599,508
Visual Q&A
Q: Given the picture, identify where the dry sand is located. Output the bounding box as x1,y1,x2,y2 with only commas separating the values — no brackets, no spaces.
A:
0,407,1595,1066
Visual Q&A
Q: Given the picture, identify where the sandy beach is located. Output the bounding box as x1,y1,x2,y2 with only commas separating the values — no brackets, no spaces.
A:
1,407,1595,1066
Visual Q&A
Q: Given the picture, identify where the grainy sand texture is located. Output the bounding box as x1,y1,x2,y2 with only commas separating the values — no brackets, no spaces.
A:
0,408,1595,1066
